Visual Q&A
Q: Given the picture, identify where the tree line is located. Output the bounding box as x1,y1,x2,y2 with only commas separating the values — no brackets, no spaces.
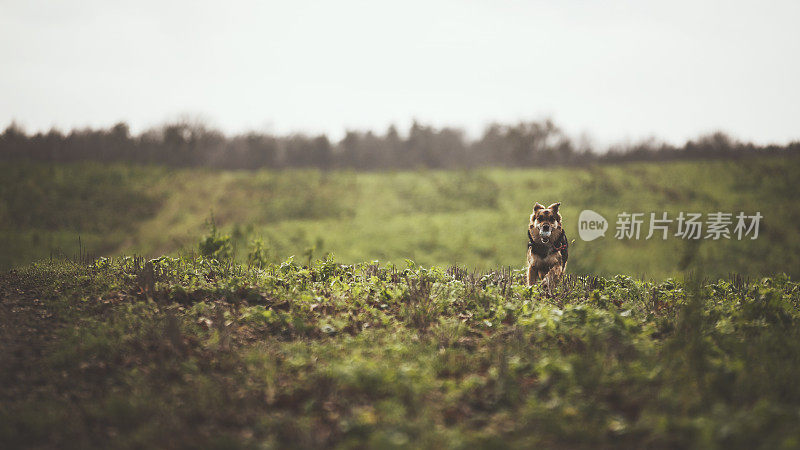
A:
1,119,797,170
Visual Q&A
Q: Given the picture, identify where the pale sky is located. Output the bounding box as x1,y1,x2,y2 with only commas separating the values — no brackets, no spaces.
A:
1,0,798,147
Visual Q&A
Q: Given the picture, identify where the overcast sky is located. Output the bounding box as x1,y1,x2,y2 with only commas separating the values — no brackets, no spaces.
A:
1,0,798,146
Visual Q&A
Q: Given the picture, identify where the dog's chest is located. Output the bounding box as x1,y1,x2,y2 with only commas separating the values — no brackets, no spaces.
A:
528,246,561,269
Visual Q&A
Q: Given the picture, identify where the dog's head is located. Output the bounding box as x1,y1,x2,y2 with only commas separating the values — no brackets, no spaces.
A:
529,202,563,244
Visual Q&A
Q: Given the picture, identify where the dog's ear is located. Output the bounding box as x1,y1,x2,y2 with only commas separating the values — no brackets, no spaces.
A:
533,202,545,213
547,202,561,214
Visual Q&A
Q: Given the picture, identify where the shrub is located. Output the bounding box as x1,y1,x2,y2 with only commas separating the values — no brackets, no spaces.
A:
247,237,270,267
198,218,232,260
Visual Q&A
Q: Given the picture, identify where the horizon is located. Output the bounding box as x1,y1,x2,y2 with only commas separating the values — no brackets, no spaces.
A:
2,0,799,147
4,117,797,153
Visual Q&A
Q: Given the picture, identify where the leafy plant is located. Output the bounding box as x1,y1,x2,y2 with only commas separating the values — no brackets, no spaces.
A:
198,216,232,260
246,237,270,267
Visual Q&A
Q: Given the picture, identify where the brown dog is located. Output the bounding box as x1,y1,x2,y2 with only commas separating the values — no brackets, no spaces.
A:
526,202,569,287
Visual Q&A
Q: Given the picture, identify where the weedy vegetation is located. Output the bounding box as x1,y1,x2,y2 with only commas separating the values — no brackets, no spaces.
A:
1,155,799,448
2,254,799,448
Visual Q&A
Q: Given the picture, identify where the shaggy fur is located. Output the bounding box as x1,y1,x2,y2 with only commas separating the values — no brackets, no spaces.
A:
526,202,568,287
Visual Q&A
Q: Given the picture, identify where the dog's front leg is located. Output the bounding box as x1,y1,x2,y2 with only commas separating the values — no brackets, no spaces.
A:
526,263,536,286
544,264,563,290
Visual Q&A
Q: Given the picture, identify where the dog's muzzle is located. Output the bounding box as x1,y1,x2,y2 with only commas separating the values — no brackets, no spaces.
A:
538,224,552,243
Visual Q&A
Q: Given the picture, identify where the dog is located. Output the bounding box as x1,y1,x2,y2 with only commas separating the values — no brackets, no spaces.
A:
526,202,568,287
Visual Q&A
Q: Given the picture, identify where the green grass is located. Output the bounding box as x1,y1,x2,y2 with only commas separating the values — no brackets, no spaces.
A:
2,256,799,448
3,157,797,447
2,156,799,278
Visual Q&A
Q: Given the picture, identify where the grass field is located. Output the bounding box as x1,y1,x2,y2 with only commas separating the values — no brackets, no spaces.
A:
2,156,799,279
2,157,799,448
2,256,799,448
0,157,800,279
